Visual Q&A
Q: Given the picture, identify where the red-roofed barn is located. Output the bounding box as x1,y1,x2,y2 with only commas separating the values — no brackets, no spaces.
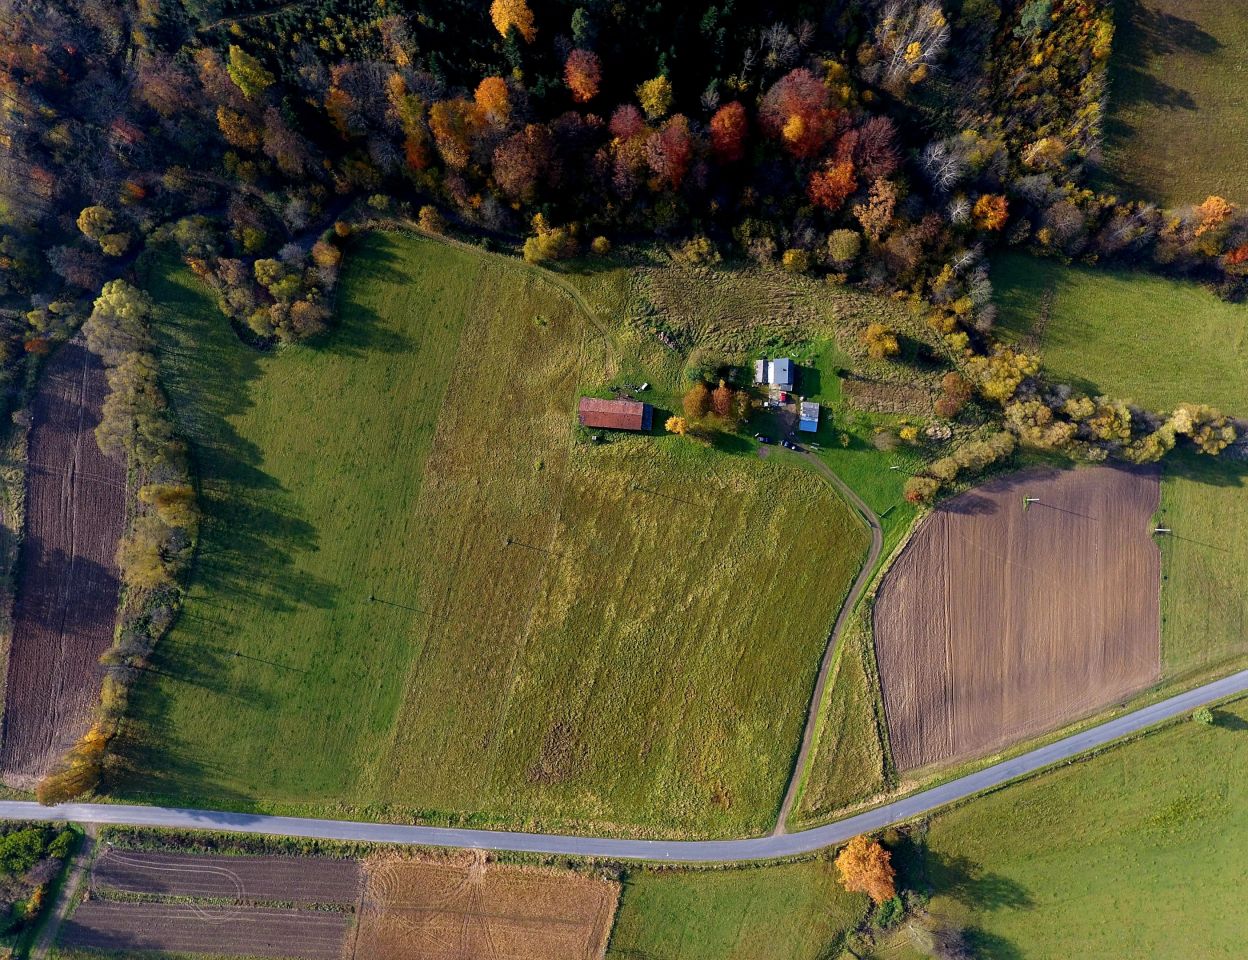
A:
577,397,653,432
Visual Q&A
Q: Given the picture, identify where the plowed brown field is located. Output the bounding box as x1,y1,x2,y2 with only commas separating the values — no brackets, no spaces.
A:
874,465,1161,771
0,340,126,783
92,848,362,904
355,854,619,960
60,901,351,958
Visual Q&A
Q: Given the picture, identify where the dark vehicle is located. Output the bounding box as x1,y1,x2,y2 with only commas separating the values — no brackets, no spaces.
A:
755,433,772,444
782,439,802,451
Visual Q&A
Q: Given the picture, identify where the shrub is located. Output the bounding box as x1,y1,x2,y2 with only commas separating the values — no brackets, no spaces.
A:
591,235,611,255
781,248,811,273
417,205,446,234
1194,707,1214,726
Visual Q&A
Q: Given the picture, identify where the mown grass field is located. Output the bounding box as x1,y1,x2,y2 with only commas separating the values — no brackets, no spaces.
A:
1102,0,1248,205
114,234,869,837
903,696,1248,959
607,860,867,960
1156,454,1248,680
994,253,1248,414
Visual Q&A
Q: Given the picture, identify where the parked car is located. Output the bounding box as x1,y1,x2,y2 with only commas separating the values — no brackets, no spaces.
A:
754,433,772,444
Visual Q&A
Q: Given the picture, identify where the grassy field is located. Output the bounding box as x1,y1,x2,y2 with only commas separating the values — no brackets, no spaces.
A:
607,860,867,960
994,253,1248,414
1101,0,1248,205
902,695,1248,959
1156,454,1248,680
789,609,891,828
113,234,870,837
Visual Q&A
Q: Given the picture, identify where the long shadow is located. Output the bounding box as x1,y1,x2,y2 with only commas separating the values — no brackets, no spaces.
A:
925,850,1036,912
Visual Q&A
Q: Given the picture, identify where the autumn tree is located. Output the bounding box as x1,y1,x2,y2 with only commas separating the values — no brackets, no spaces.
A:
862,322,900,360
759,68,838,159
827,229,862,267
226,45,274,100
665,415,688,436
808,160,856,212
77,205,115,240
36,725,108,805
835,835,897,903
490,0,536,42
934,372,973,418
474,76,511,125
565,49,601,103
417,205,446,233
646,115,692,191
684,381,711,419
711,378,735,417
1193,195,1234,237
905,475,941,504
429,99,479,170
523,213,577,263
709,102,748,163
854,179,898,242
493,124,557,203
636,75,673,120
139,483,197,529
116,515,174,591
973,194,1008,231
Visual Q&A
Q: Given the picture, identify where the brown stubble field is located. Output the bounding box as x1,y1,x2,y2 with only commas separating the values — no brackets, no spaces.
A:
874,465,1161,772
0,340,127,784
355,853,619,960
61,847,363,958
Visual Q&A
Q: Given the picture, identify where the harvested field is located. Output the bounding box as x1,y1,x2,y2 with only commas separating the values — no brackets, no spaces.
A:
874,466,1161,771
91,848,361,904
355,855,618,960
59,901,351,958
0,340,126,783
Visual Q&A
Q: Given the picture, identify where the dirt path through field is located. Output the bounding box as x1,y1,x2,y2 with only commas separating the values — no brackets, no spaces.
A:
0,340,127,784
30,824,96,960
773,452,883,833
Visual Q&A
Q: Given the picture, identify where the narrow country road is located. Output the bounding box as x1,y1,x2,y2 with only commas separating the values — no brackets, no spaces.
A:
30,824,95,960
4,668,1246,864
773,453,885,832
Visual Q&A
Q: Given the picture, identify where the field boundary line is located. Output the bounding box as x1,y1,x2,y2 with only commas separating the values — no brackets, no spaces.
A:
3,668,1247,863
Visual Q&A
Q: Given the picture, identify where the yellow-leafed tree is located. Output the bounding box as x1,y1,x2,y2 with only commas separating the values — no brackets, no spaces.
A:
490,0,536,42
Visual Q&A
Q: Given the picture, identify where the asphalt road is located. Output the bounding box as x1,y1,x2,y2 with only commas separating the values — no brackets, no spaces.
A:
4,668,1246,863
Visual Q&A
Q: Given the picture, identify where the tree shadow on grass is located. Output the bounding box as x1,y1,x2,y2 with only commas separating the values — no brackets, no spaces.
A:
925,850,1035,912
964,927,1027,960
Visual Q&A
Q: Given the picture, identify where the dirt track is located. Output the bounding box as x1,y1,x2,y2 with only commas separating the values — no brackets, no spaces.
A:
0,341,126,783
356,854,618,960
874,465,1161,772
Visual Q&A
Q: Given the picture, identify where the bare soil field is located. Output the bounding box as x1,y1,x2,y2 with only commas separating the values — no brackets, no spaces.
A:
0,340,126,784
91,848,362,904
874,465,1161,771
355,854,618,960
59,901,351,958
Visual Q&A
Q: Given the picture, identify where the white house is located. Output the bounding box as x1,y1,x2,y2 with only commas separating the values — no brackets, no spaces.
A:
753,357,794,392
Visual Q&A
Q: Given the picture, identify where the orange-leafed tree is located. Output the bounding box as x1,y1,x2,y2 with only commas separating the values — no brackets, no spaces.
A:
565,49,601,103
835,835,896,903
474,76,511,125
1194,195,1234,237
490,0,536,42
709,101,748,163
808,160,856,212
973,193,1008,231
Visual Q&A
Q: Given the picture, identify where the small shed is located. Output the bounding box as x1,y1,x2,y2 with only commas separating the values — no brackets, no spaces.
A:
798,400,820,432
578,397,653,432
753,357,794,391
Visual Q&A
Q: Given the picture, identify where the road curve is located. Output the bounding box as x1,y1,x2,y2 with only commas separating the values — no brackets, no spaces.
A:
5,668,1246,863
773,453,885,832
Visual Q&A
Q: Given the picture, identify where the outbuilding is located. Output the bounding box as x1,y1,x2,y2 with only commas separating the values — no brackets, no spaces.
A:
798,400,820,432
577,397,653,432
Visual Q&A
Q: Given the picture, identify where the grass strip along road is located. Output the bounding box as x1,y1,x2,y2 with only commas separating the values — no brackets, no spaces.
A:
5,668,1247,863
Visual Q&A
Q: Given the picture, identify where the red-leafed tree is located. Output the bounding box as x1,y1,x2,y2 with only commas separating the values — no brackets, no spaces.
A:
646,114,692,191
852,115,901,180
609,104,647,141
759,68,839,159
492,123,557,203
709,101,748,163
565,49,601,103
